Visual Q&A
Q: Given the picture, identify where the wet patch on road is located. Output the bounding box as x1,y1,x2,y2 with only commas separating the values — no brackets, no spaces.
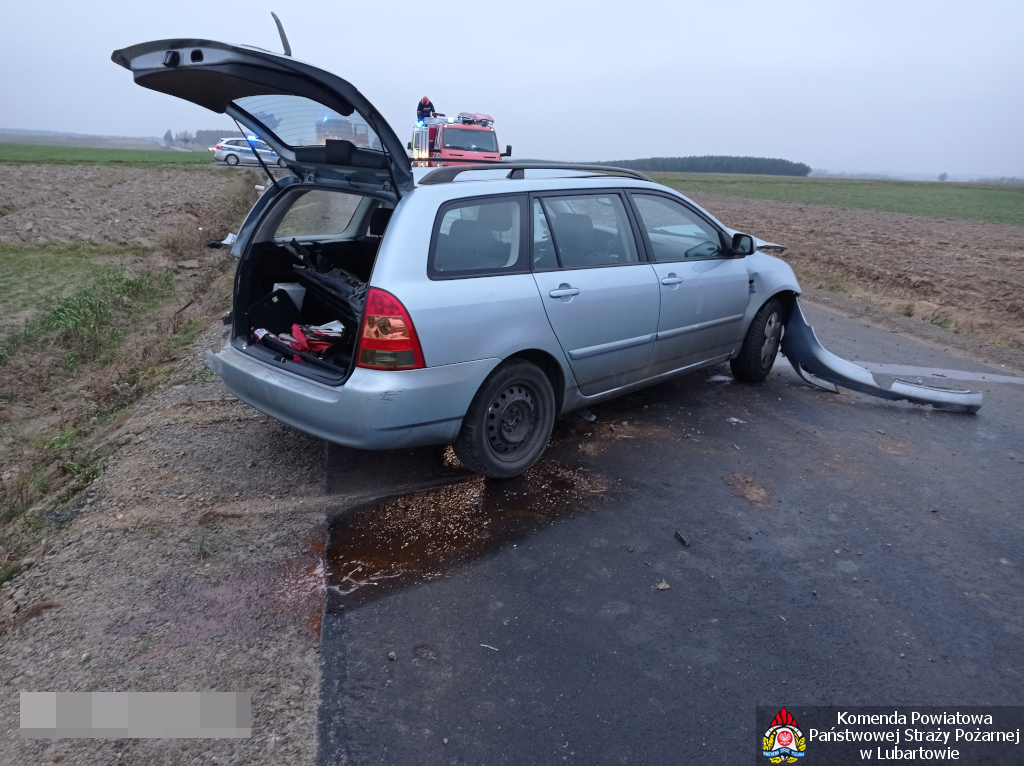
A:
323,462,606,608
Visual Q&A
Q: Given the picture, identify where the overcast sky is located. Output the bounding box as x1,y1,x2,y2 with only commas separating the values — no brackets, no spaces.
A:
3,0,1022,176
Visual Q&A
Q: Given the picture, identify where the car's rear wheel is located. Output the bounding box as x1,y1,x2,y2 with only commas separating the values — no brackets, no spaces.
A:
453,359,555,479
731,297,784,383
225,154,240,166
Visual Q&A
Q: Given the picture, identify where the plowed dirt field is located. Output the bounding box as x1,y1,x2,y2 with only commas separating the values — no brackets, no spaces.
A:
686,191,1024,349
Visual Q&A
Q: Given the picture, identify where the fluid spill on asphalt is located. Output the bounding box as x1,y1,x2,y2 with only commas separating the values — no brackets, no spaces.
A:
324,462,605,607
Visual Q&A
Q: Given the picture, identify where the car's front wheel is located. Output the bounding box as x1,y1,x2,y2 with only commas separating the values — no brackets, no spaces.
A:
453,359,556,479
731,297,785,383
225,154,240,166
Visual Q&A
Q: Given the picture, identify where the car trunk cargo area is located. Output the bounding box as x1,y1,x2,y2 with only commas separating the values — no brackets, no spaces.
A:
235,207,391,385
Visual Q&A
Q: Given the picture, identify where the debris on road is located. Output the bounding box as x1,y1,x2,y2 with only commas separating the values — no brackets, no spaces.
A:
653,580,670,590
481,644,498,651
727,417,746,424
778,615,787,621
674,531,691,547
388,651,397,661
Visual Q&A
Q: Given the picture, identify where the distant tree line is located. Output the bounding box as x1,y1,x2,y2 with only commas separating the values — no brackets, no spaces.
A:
162,129,236,149
596,155,812,177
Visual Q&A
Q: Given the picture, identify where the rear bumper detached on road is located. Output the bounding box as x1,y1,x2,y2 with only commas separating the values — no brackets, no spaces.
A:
781,299,983,412
206,345,498,449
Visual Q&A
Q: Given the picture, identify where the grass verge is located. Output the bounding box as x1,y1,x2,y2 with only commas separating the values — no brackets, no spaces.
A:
650,173,1024,227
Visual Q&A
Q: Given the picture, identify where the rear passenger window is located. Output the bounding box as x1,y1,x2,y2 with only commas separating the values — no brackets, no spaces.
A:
429,196,528,278
537,193,639,269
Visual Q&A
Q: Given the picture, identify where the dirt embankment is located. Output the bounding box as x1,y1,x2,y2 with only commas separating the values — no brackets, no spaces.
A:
0,164,236,245
1,165,261,531
0,326,325,766
690,192,1024,350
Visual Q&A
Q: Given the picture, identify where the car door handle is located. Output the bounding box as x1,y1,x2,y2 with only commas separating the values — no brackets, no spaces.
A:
549,285,580,298
661,274,684,285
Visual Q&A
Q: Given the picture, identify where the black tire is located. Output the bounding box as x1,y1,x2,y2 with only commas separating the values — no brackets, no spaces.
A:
731,297,784,383
453,359,556,479
277,158,287,168
225,154,240,166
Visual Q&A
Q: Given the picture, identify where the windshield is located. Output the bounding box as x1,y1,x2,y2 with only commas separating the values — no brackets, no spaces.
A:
442,128,498,153
235,95,381,150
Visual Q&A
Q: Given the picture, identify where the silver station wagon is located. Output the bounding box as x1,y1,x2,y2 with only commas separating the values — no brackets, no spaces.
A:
111,39,832,478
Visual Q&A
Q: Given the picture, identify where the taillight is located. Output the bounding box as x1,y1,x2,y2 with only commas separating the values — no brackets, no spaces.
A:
356,288,425,370
214,144,223,149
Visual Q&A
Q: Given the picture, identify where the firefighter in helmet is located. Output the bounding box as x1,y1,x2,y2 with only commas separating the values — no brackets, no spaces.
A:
417,96,435,122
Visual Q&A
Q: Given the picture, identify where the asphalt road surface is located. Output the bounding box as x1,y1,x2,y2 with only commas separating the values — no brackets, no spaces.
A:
318,300,1024,765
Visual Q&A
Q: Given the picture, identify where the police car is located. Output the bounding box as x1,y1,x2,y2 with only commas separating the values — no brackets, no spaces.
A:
212,136,287,167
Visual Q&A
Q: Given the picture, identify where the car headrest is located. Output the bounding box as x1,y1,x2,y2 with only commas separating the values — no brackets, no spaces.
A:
476,201,514,232
369,208,393,236
551,213,593,248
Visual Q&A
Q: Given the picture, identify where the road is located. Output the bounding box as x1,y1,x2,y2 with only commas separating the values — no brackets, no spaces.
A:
317,300,1024,765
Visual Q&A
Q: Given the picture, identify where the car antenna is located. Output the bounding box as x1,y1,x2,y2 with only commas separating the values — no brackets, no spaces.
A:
232,118,280,190
271,12,292,56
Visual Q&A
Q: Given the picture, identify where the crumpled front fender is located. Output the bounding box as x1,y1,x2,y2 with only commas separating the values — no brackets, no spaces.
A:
780,300,982,413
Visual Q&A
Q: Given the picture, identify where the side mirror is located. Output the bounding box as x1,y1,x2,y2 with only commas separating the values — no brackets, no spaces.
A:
407,141,412,150
501,145,513,157
731,233,755,256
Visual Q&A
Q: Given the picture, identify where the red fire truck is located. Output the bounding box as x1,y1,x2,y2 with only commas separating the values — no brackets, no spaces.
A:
410,112,511,164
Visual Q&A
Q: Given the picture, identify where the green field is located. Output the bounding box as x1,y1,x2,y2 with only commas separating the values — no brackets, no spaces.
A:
650,173,1024,227
0,142,213,167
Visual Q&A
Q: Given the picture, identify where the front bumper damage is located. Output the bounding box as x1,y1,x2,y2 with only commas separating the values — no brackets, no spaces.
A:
780,300,983,413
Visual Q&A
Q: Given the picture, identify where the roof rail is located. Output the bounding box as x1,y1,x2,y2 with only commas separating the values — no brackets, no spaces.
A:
417,162,653,185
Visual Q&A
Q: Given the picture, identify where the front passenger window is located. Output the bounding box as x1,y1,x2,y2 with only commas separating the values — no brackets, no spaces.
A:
632,195,723,261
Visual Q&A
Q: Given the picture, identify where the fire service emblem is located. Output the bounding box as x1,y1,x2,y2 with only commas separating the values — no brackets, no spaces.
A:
762,707,807,762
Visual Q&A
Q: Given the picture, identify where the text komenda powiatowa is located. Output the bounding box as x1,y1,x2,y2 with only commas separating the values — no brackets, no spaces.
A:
807,712,1020,760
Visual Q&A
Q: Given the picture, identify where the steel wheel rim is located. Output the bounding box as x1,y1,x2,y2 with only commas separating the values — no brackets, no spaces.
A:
761,312,781,368
486,382,538,459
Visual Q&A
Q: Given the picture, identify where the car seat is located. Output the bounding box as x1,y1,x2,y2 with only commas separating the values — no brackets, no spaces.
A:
549,213,595,268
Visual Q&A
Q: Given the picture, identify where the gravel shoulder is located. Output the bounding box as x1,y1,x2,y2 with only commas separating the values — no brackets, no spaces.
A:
0,325,328,766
